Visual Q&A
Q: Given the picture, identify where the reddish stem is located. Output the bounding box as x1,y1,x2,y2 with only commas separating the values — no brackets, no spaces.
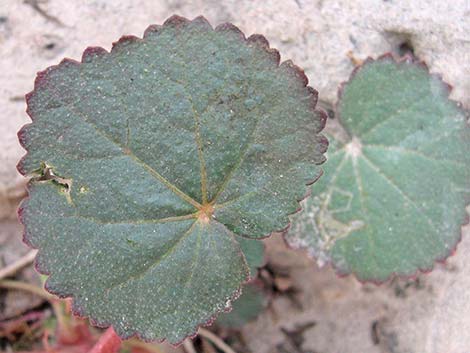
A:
88,327,122,353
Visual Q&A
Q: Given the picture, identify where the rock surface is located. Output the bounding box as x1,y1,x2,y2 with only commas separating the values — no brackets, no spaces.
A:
0,1,469,352
247,220,470,353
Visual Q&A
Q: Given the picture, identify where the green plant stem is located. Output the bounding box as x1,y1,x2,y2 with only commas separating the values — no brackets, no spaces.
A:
0,279,53,300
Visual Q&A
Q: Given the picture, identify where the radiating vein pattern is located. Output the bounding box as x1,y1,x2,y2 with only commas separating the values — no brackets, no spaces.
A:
287,56,470,282
18,16,326,343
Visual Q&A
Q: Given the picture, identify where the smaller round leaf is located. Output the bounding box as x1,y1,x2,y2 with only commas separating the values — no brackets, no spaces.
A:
286,55,470,282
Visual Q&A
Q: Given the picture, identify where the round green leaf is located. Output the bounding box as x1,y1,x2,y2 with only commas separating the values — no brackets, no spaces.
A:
286,55,470,282
18,16,326,344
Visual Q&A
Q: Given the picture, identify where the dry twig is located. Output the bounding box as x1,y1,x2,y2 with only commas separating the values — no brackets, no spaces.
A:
198,328,237,353
183,339,197,353
0,279,53,300
0,250,38,280
23,0,65,27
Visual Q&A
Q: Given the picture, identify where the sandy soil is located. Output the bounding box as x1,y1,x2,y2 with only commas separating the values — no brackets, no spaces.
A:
1,1,469,352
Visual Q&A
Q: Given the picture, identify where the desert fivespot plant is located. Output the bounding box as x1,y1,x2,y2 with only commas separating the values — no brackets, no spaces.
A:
17,15,327,344
287,55,470,282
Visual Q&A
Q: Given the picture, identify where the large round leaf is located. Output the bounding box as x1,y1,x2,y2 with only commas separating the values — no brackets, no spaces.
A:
18,16,327,343
286,55,470,282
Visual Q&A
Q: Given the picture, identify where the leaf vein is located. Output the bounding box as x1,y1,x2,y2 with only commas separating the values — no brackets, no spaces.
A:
365,144,467,168
107,221,198,291
360,154,439,232
188,96,209,204
352,155,381,271
65,213,198,225
49,96,201,209
210,117,262,204
360,95,427,138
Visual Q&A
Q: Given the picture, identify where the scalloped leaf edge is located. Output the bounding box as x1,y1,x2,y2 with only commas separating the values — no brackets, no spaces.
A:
284,52,470,285
17,14,328,344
